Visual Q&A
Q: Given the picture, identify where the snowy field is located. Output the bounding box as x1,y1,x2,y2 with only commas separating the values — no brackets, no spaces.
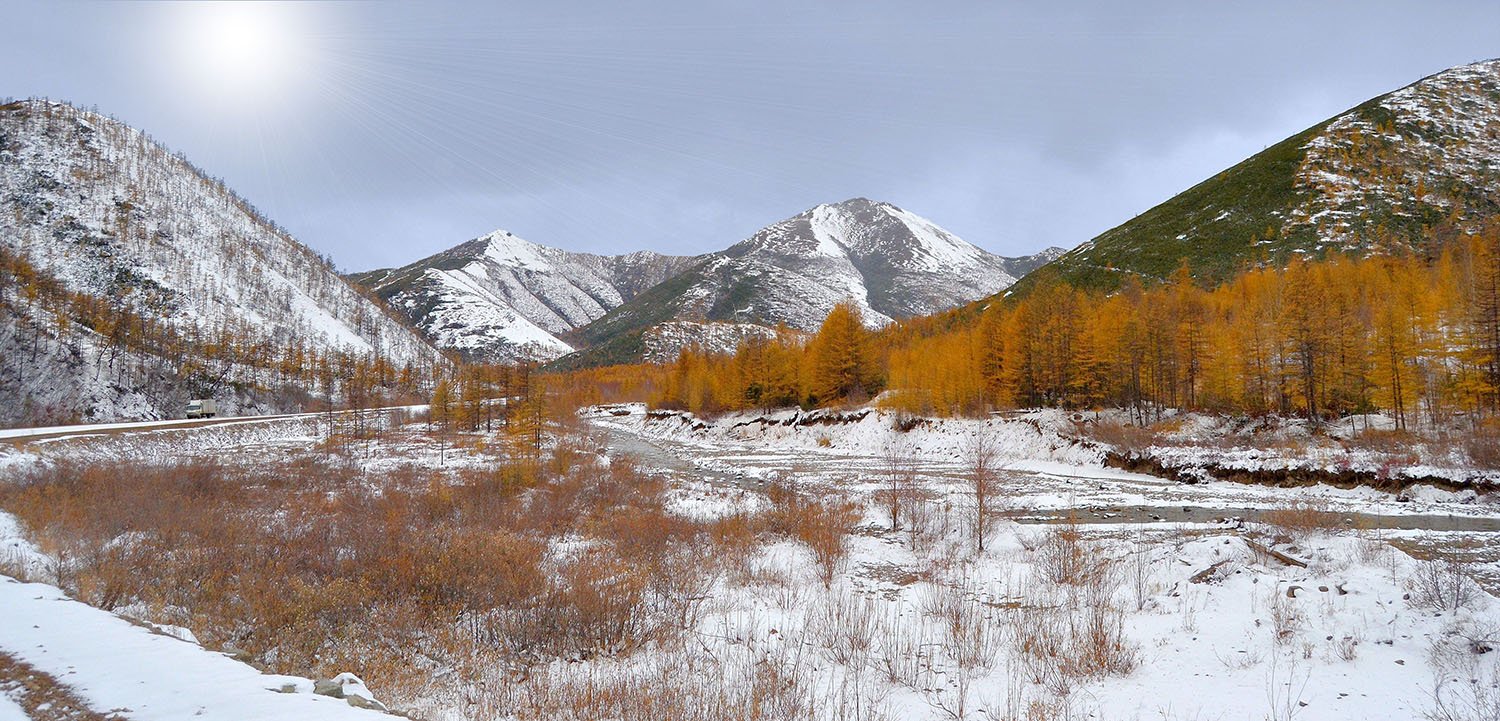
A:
588,404,1500,523
1,404,1498,720
581,404,1500,720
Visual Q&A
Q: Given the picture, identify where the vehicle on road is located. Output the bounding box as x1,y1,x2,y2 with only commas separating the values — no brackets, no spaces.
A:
185,399,217,419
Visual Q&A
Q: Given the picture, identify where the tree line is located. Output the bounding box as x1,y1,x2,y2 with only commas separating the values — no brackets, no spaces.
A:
601,228,1500,428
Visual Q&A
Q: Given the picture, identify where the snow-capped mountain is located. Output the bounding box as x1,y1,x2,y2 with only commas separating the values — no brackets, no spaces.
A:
562,198,1063,366
699,198,1020,327
350,232,692,363
1015,58,1500,294
0,100,441,424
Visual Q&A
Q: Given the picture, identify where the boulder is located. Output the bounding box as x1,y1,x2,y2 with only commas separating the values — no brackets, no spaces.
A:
346,695,389,713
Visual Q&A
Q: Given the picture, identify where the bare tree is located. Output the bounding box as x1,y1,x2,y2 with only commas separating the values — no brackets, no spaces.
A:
966,429,1001,553
880,431,917,533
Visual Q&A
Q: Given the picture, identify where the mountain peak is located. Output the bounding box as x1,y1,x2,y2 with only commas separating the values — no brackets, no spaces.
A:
559,199,1043,367
822,196,884,210
474,229,553,270
353,230,694,362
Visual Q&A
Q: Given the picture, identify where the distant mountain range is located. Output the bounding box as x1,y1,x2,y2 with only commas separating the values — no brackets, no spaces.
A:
13,57,1489,421
556,198,1062,367
0,98,1054,426
355,198,1061,365
349,234,692,363
1006,58,1500,297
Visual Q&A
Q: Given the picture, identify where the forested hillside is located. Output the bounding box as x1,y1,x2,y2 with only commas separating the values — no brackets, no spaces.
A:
0,100,442,424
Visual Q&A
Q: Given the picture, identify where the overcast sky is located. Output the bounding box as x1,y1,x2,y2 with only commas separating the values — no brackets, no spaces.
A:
3,1,1498,269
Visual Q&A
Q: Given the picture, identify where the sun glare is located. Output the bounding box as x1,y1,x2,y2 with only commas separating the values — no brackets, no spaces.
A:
169,2,318,109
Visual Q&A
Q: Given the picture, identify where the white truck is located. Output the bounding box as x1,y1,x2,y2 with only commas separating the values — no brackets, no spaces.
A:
185,399,218,419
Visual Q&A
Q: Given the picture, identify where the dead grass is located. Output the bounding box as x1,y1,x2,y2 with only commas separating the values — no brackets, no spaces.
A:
1258,500,1343,541
0,446,760,707
1464,423,1500,469
1082,420,1159,454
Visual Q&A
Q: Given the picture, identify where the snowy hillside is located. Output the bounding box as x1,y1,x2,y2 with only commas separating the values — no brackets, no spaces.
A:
638,320,783,363
683,197,1030,328
1292,58,1500,248
563,198,1063,366
351,231,691,362
0,100,441,424
1017,58,1500,293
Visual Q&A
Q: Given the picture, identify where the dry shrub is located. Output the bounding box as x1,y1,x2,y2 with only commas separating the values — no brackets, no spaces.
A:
763,480,858,586
1267,589,1304,645
1083,420,1158,453
550,549,650,657
707,512,761,583
1408,559,1480,612
0,442,728,708
923,583,1002,673
1013,522,1137,693
1259,500,1341,541
1035,522,1114,588
1428,666,1500,721
801,500,859,588
1464,423,1500,469
811,592,881,666
1346,427,1418,453
1334,634,1360,661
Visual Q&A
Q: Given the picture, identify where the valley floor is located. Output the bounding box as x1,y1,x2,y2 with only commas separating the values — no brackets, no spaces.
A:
0,404,1498,720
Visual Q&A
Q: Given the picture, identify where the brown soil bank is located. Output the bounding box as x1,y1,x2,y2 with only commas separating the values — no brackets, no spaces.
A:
1106,450,1497,498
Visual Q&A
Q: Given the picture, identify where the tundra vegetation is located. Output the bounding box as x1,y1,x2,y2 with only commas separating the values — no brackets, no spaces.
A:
3,398,1496,721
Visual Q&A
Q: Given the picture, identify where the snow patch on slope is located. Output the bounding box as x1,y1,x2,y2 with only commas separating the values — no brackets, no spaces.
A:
880,204,990,273
0,575,390,720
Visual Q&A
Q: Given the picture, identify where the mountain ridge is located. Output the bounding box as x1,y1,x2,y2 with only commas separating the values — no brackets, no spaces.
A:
353,197,1061,367
350,230,693,362
1004,57,1500,298
554,198,1063,367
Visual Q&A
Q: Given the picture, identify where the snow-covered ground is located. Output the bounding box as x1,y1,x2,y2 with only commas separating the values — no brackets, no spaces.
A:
3,505,389,719
588,404,1500,521
578,403,1500,720
0,572,389,720
4,403,1500,720
0,405,428,442
0,413,303,441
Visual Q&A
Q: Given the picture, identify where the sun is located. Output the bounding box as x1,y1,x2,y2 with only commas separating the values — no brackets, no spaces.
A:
169,2,318,109
202,8,277,80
